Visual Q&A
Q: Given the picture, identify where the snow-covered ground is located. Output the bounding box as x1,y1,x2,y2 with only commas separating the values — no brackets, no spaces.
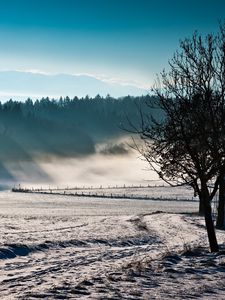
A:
0,190,224,299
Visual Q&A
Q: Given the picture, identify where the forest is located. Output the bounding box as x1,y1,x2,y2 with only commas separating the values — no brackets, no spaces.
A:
0,95,156,162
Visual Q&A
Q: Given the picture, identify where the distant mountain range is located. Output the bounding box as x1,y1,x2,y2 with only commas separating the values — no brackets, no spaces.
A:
0,71,148,101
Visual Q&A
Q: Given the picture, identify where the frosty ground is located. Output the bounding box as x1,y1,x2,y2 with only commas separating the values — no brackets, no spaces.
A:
0,189,224,299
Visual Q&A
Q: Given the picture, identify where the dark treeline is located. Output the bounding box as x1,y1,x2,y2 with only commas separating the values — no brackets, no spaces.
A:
0,94,158,161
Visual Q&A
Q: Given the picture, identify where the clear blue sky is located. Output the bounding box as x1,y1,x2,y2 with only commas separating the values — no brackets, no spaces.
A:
0,0,224,88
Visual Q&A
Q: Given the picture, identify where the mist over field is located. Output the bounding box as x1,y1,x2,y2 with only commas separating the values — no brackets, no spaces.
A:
0,95,160,188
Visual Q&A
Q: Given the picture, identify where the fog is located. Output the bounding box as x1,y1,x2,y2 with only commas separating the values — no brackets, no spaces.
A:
4,137,157,189
35,152,156,189
0,96,161,189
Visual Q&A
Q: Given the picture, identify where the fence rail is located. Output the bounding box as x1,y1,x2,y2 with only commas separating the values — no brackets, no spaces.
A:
12,183,193,192
11,187,198,202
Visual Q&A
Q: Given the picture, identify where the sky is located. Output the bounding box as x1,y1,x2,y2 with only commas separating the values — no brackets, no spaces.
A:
0,0,224,90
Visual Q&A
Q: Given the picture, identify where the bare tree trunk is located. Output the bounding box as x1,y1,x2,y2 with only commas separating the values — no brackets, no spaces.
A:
202,184,219,252
199,196,205,215
204,202,219,252
216,177,225,229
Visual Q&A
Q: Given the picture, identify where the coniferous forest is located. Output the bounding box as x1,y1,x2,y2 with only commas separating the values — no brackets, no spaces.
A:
0,95,156,161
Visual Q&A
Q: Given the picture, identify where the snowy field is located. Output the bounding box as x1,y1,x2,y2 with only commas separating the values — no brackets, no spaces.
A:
0,190,224,299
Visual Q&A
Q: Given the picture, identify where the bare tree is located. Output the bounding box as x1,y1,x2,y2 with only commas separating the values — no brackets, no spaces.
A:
137,23,225,252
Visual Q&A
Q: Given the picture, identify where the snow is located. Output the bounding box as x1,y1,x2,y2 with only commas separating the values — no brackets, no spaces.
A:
0,190,224,299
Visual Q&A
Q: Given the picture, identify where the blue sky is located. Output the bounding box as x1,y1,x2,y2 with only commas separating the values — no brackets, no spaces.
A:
0,0,224,89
